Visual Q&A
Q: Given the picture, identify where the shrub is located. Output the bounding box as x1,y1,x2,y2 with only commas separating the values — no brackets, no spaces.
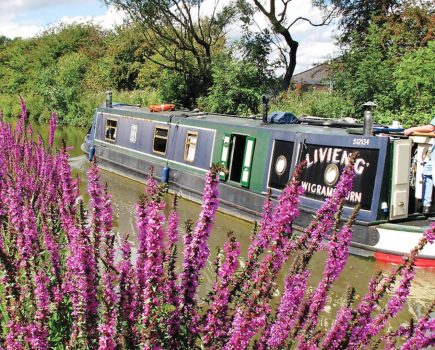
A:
271,90,355,119
0,101,434,349
200,55,273,115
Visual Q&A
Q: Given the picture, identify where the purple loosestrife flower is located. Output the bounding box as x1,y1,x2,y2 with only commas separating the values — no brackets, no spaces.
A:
26,271,50,350
41,224,63,302
423,223,435,244
64,223,99,347
5,183,25,234
266,270,310,349
117,235,139,347
162,203,182,340
87,163,105,261
301,162,355,253
347,270,399,347
268,171,304,273
57,149,78,235
139,200,166,346
98,183,118,350
224,304,268,350
299,222,353,335
181,167,219,307
48,112,57,148
247,192,274,262
165,209,179,253
98,317,117,350
320,307,353,350
6,320,23,350
363,266,415,343
227,254,275,348
135,174,159,294
64,228,91,345
133,173,166,346
203,235,240,348
401,312,435,349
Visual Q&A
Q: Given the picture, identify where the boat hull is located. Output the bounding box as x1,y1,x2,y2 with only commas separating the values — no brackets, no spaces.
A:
82,141,435,267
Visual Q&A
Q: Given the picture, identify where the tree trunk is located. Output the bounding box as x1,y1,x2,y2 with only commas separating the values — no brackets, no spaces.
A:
281,40,298,91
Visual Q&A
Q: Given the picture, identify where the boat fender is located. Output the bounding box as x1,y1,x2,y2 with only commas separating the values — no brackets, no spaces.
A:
162,166,170,183
89,145,96,161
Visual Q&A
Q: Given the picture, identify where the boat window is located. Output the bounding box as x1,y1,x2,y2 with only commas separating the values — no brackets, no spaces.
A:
105,119,117,141
268,140,294,190
153,126,169,154
184,131,198,162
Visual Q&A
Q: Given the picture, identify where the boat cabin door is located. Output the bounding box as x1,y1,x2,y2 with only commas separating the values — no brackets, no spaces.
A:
389,139,412,220
219,133,256,187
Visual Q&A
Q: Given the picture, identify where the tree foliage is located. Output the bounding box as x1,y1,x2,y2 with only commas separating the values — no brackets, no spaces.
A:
331,3,434,125
0,2,433,126
103,0,237,102
316,0,403,44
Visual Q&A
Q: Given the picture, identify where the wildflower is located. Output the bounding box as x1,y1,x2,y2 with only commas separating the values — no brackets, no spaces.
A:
267,270,310,348
49,112,57,147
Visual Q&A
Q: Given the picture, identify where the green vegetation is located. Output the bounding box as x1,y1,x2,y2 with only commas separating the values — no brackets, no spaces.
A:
0,2,433,127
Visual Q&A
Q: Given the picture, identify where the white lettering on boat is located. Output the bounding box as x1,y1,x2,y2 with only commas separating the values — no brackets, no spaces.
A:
305,147,370,175
301,181,362,203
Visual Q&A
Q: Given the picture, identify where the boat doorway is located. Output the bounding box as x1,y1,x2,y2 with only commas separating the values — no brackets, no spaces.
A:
229,134,247,182
219,133,256,187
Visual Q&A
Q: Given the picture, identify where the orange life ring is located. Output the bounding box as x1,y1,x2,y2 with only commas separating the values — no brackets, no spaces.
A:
149,104,175,112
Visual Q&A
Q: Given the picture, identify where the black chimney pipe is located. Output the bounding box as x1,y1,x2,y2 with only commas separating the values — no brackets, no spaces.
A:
262,95,268,124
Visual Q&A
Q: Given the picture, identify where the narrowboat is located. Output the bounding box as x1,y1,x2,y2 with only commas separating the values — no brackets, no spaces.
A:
82,96,435,267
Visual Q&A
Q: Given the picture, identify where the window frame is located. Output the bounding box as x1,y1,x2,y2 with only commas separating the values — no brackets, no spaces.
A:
184,131,198,163
153,125,169,155
104,118,118,142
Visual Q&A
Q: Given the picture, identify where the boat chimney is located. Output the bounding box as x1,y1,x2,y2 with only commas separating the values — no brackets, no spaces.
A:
105,91,113,108
363,101,376,136
262,95,269,124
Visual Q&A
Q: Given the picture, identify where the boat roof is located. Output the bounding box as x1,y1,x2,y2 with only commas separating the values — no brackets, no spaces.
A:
97,104,356,136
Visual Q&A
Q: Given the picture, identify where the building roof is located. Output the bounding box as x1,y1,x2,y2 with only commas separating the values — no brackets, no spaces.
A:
291,63,331,85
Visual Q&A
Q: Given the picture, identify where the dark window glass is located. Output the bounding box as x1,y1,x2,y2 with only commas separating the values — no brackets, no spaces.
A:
153,126,168,154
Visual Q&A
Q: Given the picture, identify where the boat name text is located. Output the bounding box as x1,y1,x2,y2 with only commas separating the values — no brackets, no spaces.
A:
305,147,370,175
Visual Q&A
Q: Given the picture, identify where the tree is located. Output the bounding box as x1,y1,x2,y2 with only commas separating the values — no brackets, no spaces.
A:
316,0,403,45
103,0,238,104
331,3,434,124
238,0,337,91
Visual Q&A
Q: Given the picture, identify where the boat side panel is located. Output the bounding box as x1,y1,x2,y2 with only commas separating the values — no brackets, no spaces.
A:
211,125,272,193
265,129,299,194
295,133,389,222
171,125,215,169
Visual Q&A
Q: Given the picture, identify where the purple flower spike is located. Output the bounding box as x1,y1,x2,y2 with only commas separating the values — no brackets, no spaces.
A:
423,223,435,244
266,270,310,348
203,235,240,348
402,313,435,349
49,112,57,147
181,167,220,305
320,307,353,349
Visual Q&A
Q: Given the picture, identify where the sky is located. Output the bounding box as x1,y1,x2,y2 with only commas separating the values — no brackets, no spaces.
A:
0,0,340,73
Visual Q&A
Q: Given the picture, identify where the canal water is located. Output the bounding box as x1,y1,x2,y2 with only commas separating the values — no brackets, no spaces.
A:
34,123,435,330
